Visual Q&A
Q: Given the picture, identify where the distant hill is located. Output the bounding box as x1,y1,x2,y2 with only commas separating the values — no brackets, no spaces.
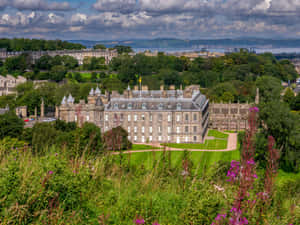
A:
69,38,300,49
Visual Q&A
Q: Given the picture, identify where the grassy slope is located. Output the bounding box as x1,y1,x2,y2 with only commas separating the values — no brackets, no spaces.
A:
163,139,228,150
130,144,161,150
207,130,229,138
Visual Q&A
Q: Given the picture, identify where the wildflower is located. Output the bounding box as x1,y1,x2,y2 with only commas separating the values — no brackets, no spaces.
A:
73,170,78,174
134,218,145,224
249,106,259,112
152,222,160,225
55,153,58,156
253,174,258,179
48,171,54,175
247,159,255,165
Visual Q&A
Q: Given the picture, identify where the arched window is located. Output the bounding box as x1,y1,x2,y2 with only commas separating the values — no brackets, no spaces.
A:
142,103,147,109
114,103,118,109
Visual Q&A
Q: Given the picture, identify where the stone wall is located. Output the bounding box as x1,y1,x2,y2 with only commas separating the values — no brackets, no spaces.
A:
209,102,251,131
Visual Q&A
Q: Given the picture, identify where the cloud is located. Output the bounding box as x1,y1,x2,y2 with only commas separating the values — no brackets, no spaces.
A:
0,0,73,11
93,0,137,13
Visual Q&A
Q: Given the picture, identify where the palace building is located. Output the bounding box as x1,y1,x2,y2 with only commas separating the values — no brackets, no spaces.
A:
57,85,210,143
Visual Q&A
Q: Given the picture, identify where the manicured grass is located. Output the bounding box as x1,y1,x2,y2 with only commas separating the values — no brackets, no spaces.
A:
130,144,161,150
224,130,237,133
163,139,228,150
80,72,92,79
207,130,229,138
126,150,240,172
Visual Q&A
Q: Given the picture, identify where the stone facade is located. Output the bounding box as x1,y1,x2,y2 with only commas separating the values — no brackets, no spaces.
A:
57,85,210,144
0,75,27,96
0,49,118,65
209,103,251,131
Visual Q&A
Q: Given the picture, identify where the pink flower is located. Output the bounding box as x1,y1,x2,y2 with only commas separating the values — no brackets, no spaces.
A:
152,222,160,225
249,107,259,112
48,171,54,175
134,218,145,224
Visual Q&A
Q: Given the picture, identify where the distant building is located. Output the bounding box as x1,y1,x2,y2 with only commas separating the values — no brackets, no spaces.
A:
0,75,27,96
57,85,210,144
0,48,118,65
0,105,9,115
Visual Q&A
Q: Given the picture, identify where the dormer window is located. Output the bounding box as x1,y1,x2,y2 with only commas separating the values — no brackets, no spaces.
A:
158,103,163,110
177,103,182,110
114,103,118,109
128,103,132,110
142,103,147,110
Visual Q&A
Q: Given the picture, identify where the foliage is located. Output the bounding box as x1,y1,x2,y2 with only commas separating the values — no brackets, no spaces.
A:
103,126,132,151
113,45,133,54
93,44,106,49
0,38,85,51
0,112,24,140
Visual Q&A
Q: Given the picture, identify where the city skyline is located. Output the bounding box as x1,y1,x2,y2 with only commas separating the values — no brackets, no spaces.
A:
0,0,300,40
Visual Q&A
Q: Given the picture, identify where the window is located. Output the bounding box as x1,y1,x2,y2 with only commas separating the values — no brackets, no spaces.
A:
128,115,131,121
185,136,189,142
168,136,171,141
128,103,132,109
105,114,108,121
134,115,137,121
120,114,124,120
150,114,153,121
128,126,131,132
142,103,147,109
142,126,145,133
114,103,118,109
149,127,153,133
177,127,180,134
194,136,197,141
128,136,131,140
105,126,108,131
158,114,162,121
149,136,153,141
176,115,180,122
168,114,171,122
141,114,145,121
75,115,77,121
193,114,197,121
86,115,89,121
134,136,137,141
176,137,180,143
185,114,189,121
134,126,137,133
185,126,188,133
142,136,145,143
158,136,162,141
177,103,182,110
168,126,171,133
158,103,163,110
193,126,197,133
158,126,162,133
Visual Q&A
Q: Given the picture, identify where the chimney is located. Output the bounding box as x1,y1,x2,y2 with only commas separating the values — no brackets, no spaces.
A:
142,85,148,91
160,85,164,91
169,85,175,90
134,85,139,91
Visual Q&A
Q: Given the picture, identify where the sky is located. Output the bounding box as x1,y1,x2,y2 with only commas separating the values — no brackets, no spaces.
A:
0,0,300,40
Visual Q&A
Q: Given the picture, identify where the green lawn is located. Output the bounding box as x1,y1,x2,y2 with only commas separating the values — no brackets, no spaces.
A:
207,130,229,138
130,144,161,150
163,139,228,150
120,150,240,172
80,72,92,79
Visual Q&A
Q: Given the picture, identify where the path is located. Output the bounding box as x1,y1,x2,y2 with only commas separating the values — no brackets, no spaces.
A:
112,133,238,155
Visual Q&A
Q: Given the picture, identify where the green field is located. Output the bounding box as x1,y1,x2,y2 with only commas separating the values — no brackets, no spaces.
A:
163,139,228,150
130,144,161,150
116,150,240,173
207,130,229,138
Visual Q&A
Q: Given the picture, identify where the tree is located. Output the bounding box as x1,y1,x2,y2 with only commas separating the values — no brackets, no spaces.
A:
93,44,106,50
256,76,282,103
103,126,132,151
31,122,57,152
291,94,300,111
113,45,133,54
283,88,295,106
0,112,24,139
50,65,67,82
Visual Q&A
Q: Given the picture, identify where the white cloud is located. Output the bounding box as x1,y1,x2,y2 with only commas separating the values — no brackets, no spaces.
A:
93,0,137,13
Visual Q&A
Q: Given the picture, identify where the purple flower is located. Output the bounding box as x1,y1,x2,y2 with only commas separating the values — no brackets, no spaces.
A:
215,213,227,221
249,106,259,112
152,222,160,225
247,159,255,165
73,170,78,174
134,218,145,224
48,171,54,175
55,153,58,156
253,174,258,179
